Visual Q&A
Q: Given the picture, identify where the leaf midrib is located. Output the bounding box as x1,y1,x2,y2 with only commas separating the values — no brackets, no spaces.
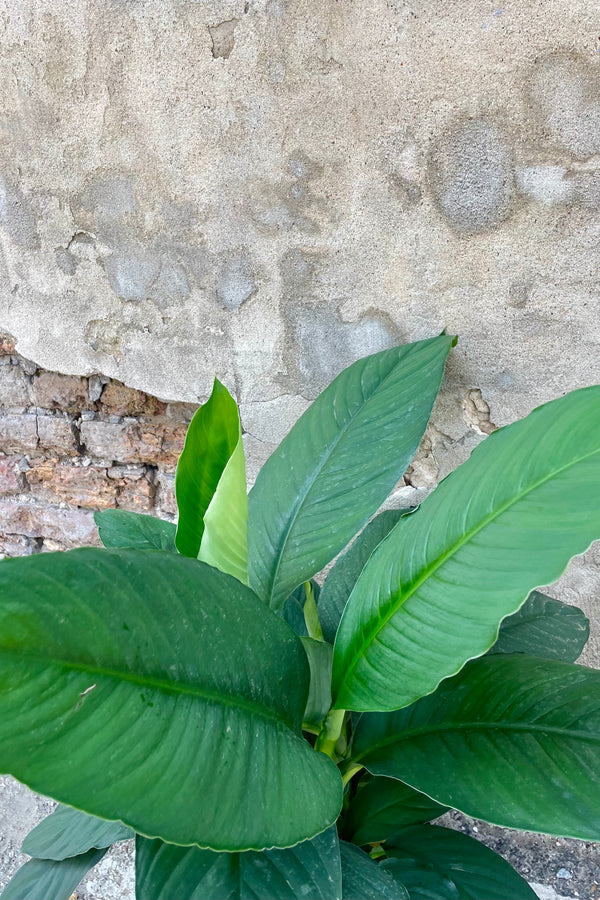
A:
262,345,427,605
0,648,295,731
337,442,600,698
353,719,600,763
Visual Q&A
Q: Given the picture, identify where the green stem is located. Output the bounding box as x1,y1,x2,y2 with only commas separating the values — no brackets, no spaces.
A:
316,707,346,758
341,762,363,787
303,581,324,641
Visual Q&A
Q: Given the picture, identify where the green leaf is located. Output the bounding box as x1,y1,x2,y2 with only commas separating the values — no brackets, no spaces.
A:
340,776,447,845
332,385,600,711
281,581,321,638
175,378,248,584
301,638,333,728
490,589,589,661
339,841,408,900
94,510,177,552
381,825,538,900
1,848,106,900
248,336,455,611
352,655,600,840
0,548,342,851
135,826,342,900
319,510,408,643
22,805,132,861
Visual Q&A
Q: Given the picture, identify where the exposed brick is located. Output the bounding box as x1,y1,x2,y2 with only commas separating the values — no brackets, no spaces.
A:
0,414,39,454
155,472,177,516
81,419,186,469
0,533,36,558
37,415,79,456
166,401,199,424
33,372,89,413
25,462,118,510
116,474,154,511
140,422,187,472
0,501,101,547
99,381,167,417
0,334,16,355
0,365,32,409
0,456,26,494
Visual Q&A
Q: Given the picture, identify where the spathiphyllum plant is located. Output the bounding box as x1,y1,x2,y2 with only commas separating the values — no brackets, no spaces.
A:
2,334,600,900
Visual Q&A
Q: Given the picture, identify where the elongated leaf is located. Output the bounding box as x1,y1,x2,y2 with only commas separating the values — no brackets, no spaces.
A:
340,776,447,845
319,510,408,643
339,841,408,900
22,805,132,861
301,638,333,728
0,548,341,851
1,848,106,900
94,510,176,552
352,655,600,840
136,826,342,900
333,386,600,711
490,590,589,661
248,336,455,611
175,378,248,583
281,581,320,638
381,825,538,900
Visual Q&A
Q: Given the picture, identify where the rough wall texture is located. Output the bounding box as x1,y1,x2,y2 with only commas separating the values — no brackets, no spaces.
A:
1,1,600,897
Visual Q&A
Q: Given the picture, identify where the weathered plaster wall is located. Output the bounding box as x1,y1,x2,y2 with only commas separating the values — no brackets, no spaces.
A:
1,1,600,897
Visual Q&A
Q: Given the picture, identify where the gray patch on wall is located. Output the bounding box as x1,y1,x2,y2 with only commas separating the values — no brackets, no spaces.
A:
0,177,39,249
430,118,515,233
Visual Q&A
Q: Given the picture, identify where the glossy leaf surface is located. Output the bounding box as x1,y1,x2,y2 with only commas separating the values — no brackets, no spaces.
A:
381,826,537,900
339,841,408,900
175,378,248,583
319,510,407,643
94,510,176,553
352,655,600,839
22,805,132,860
0,548,341,850
248,336,455,611
1,849,105,900
281,581,321,638
490,590,589,661
301,638,333,728
333,386,600,711
136,827,342,900
340,776,447,845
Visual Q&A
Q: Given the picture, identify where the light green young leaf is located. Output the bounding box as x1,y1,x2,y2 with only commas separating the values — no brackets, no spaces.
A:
22,805,132,860
333,386,600,711
175,378,248,584
136,826,342,900
248,335,455,611
352,655,600,840
0,548,341,851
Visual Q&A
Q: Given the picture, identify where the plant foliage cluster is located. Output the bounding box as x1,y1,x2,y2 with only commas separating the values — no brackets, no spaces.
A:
2,334,600,900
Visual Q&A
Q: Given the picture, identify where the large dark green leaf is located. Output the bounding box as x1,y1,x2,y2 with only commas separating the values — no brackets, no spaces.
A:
0,548,341,851
248,336,455,611
490,590,589,661
339,841,408,900
136,826,342,900
352,655,600,840
1,848,106,900
319,510,408,643
381,825,537,900
22,805,132,861
175,378,248,583
94,509,177,552
332,386,600,711
340,776,447,845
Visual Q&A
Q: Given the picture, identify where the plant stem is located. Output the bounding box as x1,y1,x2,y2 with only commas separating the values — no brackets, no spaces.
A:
341,762,363,787
303,581,324,641
316,707,346,758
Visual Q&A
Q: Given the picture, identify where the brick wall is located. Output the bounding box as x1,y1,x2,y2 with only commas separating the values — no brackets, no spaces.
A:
0,334,197,557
